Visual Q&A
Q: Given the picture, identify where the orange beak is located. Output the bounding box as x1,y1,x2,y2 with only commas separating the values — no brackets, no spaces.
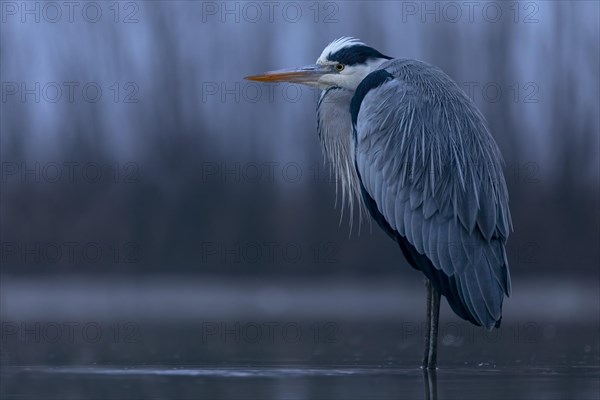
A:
245,64,329,84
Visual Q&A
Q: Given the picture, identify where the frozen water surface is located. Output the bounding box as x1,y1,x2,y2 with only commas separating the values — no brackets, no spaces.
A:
1,278,598,399
2,364,598,399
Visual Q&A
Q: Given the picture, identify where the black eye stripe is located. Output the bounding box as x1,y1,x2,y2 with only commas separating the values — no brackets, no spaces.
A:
328,45,392,66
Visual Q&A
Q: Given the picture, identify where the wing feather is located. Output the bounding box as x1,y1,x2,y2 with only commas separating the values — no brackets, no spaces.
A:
353,59,512,328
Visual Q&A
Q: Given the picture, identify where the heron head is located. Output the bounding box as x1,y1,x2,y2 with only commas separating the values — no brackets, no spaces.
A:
245,37,392,91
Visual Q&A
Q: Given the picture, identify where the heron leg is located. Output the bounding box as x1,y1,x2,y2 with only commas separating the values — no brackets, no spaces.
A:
422,367,438,400
422,279,433,368
423,279,441,369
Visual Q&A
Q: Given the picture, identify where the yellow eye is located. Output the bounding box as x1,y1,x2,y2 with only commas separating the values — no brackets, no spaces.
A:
335,64,345,72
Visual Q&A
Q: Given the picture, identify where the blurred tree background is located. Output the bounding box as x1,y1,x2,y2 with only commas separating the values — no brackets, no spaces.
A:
1,0,598,280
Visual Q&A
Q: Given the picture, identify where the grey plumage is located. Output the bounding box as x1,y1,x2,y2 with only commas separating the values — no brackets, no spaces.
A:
318,58,512,329
317,88,369,230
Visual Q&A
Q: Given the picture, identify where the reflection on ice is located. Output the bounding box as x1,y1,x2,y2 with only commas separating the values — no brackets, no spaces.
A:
3,365,599,400
23,366,386,378
17,364,600,378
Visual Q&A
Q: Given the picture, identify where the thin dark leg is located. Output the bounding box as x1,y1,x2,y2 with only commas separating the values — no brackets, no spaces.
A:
422,367,438,400
426,284,441,369
422,279,433,369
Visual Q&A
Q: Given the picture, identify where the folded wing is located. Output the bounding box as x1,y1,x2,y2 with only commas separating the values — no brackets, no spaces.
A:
353,59,512,329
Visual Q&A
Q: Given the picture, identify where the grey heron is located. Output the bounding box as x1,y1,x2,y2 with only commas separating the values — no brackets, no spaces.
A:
246,37,512,369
